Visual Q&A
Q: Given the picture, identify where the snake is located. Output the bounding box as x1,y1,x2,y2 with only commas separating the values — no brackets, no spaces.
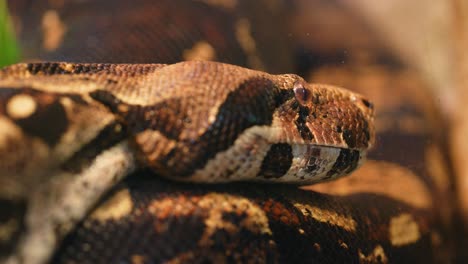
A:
0,60,373,263
1,0,457,263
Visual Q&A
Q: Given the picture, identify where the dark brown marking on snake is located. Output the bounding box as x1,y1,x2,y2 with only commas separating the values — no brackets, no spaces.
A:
222,211,248,224
326,149,360,178
361,98,373,110
342,129,356,149
15,102,67,146
106,79,118,85
306,157,318,173
276,89,295,106
362,119,371,144
89,90,124,113
172,77,288,177
0,198,26,257
140,100,187,140
61,122,128,173
312,94,320,105
306,148,321,173
258,143,293,179
92,77,292,178
25,63,164,77
0,89,16,115
294,106,314,141
90,90,188,140
26,62,109,75
336,125,342,133
0,87,69,146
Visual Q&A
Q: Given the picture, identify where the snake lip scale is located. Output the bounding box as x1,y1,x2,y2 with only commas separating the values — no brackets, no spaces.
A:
0,60,374,263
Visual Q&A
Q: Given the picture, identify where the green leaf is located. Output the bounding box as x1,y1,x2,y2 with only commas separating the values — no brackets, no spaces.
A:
0,0,20,67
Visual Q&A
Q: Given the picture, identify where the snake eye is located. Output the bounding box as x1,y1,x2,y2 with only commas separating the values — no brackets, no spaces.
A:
293,81,310,105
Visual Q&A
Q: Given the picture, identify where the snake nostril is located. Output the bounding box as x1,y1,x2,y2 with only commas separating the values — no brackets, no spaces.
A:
361,99,373,110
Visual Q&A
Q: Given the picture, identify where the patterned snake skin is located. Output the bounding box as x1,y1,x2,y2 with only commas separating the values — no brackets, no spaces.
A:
1,0,458,263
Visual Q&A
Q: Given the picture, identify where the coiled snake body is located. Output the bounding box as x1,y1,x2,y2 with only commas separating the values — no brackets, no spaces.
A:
1,0,453,263
0,61,373,263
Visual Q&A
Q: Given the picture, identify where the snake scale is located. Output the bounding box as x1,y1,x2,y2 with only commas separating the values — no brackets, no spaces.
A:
1,60,373,263
0,0,458,263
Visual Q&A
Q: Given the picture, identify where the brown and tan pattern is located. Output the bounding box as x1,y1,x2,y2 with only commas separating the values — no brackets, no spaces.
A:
1,0,460,263
0,61,373,263
0,61,374,182
51,174,436,263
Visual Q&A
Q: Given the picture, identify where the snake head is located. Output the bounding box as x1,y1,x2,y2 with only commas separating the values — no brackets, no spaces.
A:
252,75,375,183
286,78,375,150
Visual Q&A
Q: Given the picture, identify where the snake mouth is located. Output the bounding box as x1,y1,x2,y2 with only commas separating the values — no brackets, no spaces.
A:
256,143,366,184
